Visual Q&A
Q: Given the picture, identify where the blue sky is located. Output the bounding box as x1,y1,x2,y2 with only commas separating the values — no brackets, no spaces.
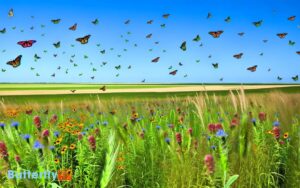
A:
0,0,299,83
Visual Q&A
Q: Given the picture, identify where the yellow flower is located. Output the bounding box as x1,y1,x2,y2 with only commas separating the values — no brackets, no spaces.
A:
54,158,60,164
69,144,76,150
283,132,289,139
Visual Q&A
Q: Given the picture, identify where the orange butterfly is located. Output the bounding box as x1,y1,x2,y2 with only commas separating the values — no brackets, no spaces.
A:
233,53,243,59
100,86,106,91
76,35,91,44
7,55,22,68
209,31,224,38
296,51,300,55
277,33,288,39
247,65,257,72
69,23,77,31
151,57,160,63
288,16,296,21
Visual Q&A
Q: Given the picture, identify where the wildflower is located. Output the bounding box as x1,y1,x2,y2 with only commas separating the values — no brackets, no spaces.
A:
69,144,76,150
279,140,285,145
102,121,108,126
283,132,289,139
215,123,223,131
61,145,68,154
42,129,50,137
216,129,228,138
78,133,83,140
33,140,43,156
273,121,280,127
54,158,60,164
204,154,214,174
0,122,5,130
175,132,182,145
139,131,145,139
88,135,96,151
267,130,273,134
33,116,42,130
165,137,171,145
117,165,124,170
49,146,55,150
54,137,62,145
0,141,9,159
15,155,21,163
258,112,267,121
110,109,116,115
211,145,216,150
187,128,193,136
49,114,58,124
95,128,100,135
251,118,257,126
208,123,215,132
22,134,31,144
272,126,280,139
25,109,33,115
168,124,174,129
11,121,20,131
156,125,161,130
54,131,60,137
230,118,239,128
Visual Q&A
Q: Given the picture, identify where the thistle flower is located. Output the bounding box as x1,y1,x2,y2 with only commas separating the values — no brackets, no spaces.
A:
11,121,20,131
49,114,58,124
15,155,21,163
208,123,215,132
88,135,96,151
187,128,193,136
204,154,214,174
258,112,267,121
215,123,223,130
175,132,182,145
0,141,9,160
33,116,42,131
165,137,171,145
42,129,50,137
95,128,100,135
230,118,239,128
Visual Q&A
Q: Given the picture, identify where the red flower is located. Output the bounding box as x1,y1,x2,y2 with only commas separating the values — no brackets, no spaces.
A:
208,123,215,132
88,135,96,151
215,123,223,131
272,127,280,139
42,129,49,137
33,116,42,130
258,112,267,121
15,155,21,162
230,118,239,128
49,114,58,124
187,128,193,136
175,132,182,144
204,154,214,174
0,141,9,159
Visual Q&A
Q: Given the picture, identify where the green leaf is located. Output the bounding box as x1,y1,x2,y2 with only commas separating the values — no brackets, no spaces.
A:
224,175,239,188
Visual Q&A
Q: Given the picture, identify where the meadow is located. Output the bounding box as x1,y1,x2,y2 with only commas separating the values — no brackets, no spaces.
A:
1,88,300,188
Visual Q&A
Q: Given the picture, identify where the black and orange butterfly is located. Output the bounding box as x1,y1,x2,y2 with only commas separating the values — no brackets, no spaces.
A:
70,90,76,93
76,35,91,44
169,70,178,75
100,85,106,91
162,14,170,18
288,16,296,21
247,65,257,72
7,55,22,68
69,23,77,31
296,51,300,55
212,63,218,69
209,31,224,38
277,33,288,39
151,57,160,63
233,53,243,59
292,75,298,81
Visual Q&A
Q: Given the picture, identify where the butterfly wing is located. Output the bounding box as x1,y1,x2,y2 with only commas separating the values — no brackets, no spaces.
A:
247,65,257,72
69,23,77,31
180,41,187,51
7,55,22,68
151,57,160,63
169,70,178,75
296,51,300,55
288,16,296,21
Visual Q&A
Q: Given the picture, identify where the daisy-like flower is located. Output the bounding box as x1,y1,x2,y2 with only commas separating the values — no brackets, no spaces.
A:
69,144,76,150
54,137,62,145
54,158,60,164
283,132,289,139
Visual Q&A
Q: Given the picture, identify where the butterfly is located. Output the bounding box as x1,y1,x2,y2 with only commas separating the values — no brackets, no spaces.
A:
141,79,145,83
53,54,57,57
168,66,173,70
224,16,231,23
6,55,22,68
289,40,295,46
193,35,201,42
8,9,14,17
30,26,34,30
147,20,153,24
17,40,36,48
100,50,105,54
1,69,6,72
76,35,91,44
36,73,40,77
57,66,61,70
65,69,69,74
196,60,200,63
146,33,152,38
247,65,257,72
207,12,212,19
209,31,224,38
288,16,296,21
169,70,178,75
0,28,6,34
124,20,130,24
208,55,212,58
128,65,131,69
151,57,160,63
263,39,268,43
180,41,187,51
277,76,282,80
69,23,77,31
267,68,271,72
34,54,41,60
184,74,188,78
70,90,76,93
292,75,298,81
53,41,60,48
160,24,166,28
84,55,88,59
102,62,107,66
92,19,99,25
51,73,55,77
100,86,106,91
233,53,243,59
220,78,224,81
296,51,300,55
12,26,16,30
91,76,95,80
259,53,264,56
92,68,97,71
73,64,78,67
51,19,61,24
253,20,263,27
78,73,83,76
212,63,218,69
116,74,119,77
30,67,35,70
277,33,288,39
179,62,183,66
238,32,245,36
162,14,170,18
115,65,121,70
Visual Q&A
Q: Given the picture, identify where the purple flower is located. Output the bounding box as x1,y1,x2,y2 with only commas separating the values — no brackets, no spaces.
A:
11,121,20,130
216,129,228,137
33,141,43,149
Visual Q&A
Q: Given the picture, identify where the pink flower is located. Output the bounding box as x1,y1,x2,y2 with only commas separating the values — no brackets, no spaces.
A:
42,129,49,137
208,123,215,132
204,154,214,174
272,127,280,139
78,133,83,141
187,128,193,136
15,155,21,162
0,141,9,159
230,118,239,128
258,112,267,122
49,114,58,124
88,135,96,151
175,132,182,144
33,116,42,130
215,123,223,131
